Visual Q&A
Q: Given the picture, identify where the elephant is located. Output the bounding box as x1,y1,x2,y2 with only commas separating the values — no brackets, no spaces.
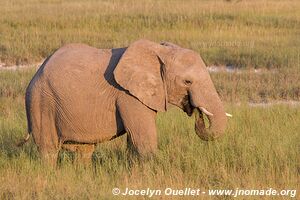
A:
19,39,231,166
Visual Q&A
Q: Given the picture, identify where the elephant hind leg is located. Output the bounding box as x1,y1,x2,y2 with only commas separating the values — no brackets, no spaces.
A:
32,99,60,167
61,143,95,165
37,136,60,168
37,137,60,168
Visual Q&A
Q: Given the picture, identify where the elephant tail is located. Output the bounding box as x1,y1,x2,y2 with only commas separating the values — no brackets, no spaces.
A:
16,133,31,147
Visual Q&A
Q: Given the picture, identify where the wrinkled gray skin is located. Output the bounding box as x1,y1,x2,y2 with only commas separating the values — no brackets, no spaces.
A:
23,39,227,166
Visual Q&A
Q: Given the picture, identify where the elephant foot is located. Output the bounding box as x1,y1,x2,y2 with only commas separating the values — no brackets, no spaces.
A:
62,143,95,166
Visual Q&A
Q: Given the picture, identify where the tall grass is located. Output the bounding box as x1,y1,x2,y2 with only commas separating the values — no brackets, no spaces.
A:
0,67,299,199
0,0,299,68
0,93,299,199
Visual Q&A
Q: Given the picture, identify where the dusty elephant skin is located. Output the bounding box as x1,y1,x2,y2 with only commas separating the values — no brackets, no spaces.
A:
20,39,229,166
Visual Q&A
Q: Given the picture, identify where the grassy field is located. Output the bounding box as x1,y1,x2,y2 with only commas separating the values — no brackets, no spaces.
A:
0,69,299,199
0,66,299,200
0,0,299,199
0,0,300,68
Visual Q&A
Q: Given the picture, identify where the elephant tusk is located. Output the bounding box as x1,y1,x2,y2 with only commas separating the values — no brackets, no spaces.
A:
226,113,233,117
199,107,213,116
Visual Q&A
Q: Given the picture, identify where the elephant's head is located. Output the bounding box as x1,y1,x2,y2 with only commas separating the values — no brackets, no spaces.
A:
114,39,229,141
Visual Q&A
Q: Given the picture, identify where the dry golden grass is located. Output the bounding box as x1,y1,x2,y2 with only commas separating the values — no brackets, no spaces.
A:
0,0,299,68
212,68,300,102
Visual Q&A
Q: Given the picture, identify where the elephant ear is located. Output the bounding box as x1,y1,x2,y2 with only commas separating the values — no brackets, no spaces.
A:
114,39,168,112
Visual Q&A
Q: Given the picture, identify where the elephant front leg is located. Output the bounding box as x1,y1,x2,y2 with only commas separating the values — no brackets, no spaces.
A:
117,95,158,157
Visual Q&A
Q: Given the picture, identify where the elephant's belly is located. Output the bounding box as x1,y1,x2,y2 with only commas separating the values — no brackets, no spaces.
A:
56,105,124,144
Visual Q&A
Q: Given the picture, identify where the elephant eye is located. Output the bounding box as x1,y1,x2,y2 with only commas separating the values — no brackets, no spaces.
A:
184,80,192,85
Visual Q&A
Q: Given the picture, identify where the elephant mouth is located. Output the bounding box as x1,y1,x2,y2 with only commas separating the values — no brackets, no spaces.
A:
182,94,195,116
182,94,208,118
182,94,232,118
181,94,211,126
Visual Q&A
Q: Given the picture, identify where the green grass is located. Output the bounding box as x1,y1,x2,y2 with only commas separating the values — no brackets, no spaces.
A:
0,67,299,199
0,106,299,199
0,0,300,68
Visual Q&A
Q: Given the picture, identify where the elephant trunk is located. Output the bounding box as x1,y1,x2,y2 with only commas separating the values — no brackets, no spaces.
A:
194,103,227,141
190,82,227,141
